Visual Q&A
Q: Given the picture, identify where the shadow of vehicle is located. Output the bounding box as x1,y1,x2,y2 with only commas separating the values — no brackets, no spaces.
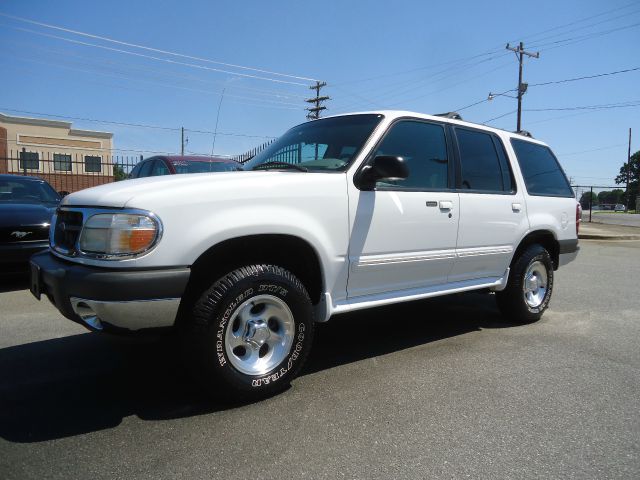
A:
0,291,512,443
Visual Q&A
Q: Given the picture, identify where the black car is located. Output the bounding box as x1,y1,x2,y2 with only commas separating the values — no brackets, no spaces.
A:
0,175,61,274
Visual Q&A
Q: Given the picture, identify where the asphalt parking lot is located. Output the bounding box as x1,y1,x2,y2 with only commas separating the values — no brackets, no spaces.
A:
584,211,640,227
1,240,639,479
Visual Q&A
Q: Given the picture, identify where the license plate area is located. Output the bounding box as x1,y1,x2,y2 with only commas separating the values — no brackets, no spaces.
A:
30,261,42,300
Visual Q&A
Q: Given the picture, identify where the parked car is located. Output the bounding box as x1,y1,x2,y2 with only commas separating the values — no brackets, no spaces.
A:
614,204,626,212
129,155,241,178
0,175,61,274
31,110,579,401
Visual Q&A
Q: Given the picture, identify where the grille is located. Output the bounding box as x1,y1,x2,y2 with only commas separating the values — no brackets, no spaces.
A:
0,225,50,244
52,210,83,254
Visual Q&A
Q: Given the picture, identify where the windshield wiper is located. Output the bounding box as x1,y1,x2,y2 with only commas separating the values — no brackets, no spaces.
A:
251,161,308,172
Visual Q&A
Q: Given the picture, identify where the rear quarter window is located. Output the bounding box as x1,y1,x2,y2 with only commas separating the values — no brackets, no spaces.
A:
510,139,573,197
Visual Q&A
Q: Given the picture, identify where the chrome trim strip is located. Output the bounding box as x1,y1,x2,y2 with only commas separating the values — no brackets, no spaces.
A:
70,297,179,331
354,245,513,270
456,246,513,257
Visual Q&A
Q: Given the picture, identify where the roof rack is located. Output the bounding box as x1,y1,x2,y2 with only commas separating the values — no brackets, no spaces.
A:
515,130,533,138
434,112,463,120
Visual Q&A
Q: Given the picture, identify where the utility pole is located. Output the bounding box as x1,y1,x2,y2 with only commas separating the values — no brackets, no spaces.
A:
181,127,185,155
627,127,632,211
506,42,539,132
305,81,329,120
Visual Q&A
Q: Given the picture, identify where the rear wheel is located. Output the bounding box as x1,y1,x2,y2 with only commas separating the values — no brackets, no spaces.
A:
496,244,554,324
184,264,314,401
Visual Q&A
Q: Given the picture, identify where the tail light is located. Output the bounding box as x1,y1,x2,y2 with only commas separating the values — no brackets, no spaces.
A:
576,203,581,235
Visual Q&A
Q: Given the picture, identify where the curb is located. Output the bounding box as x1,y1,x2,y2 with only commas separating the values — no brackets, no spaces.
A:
579,233,640,240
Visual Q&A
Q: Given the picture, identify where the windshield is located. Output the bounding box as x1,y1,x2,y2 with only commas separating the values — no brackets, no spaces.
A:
170,160,241,174
0,178,60,204
244,114,384,172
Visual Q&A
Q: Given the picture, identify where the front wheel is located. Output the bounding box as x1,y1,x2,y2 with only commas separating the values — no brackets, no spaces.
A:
185,264,314,401
496,244,554,324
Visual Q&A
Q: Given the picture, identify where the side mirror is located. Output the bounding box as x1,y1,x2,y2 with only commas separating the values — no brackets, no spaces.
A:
358,155,409,191
58,191,70,198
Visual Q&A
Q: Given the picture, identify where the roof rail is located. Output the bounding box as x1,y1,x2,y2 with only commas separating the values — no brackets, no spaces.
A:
434,112,463,120
515,130,534,138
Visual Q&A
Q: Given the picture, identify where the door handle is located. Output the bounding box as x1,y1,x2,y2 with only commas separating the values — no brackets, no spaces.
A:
512,203,522,212
439,200,454,210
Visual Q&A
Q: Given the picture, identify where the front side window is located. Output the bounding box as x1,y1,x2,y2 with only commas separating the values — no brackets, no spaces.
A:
456,129,510,192
84,155,102,173
511,139,573,197
244,114,383,172
19,151,39,170
53,153,72,172
374,120,449,190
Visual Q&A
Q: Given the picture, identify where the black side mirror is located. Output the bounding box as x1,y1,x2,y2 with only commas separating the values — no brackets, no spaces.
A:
58,191,70,198
358,155,409,191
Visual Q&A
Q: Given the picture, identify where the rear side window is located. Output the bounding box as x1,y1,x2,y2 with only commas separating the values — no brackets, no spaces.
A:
511,139,573,197
455,128,512,192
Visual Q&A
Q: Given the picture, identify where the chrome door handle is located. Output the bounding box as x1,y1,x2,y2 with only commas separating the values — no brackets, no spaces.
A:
512,203,522,212
439,200,454,210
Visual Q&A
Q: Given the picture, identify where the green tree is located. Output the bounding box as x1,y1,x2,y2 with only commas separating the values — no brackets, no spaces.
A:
113,163,128,181
615,150,639,209
580,191,597,209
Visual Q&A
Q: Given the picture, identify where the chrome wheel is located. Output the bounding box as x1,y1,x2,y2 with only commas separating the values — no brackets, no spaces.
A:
224,294,295,376
523,260,548,308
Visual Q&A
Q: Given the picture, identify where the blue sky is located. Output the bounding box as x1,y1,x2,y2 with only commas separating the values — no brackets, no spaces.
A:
0,0,638,185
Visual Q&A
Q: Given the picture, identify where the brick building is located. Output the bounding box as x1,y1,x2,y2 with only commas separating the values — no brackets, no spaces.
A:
0,112,115,192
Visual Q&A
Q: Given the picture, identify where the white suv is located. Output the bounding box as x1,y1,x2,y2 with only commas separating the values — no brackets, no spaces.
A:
30,111,580,400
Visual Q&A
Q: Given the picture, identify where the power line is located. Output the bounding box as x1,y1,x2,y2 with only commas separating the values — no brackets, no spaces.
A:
4,24,310,86
528,66,640,87
451,65,640,116
556,143,627,156
516,1,640,44
5,38,310,101
482,110,517,124
0,107,277,138
1,54,303,110
525,100,640,112
522,6,640,48
532,21,640,51
0,11,317,82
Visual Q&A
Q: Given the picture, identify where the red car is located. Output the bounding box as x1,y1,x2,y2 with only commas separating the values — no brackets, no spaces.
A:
129,155,242,178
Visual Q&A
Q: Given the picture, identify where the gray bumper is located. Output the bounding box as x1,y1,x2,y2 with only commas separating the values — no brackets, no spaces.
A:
30,251,190,333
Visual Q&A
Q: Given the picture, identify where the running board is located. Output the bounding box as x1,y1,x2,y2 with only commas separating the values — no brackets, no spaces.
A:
316,270,509,322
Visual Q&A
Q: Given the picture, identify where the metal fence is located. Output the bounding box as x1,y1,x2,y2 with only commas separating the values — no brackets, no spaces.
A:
1,149,142,193
232,139,275,164
572,184,633,222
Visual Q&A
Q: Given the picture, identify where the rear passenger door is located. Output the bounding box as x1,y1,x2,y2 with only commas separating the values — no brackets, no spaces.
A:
449,127,529,281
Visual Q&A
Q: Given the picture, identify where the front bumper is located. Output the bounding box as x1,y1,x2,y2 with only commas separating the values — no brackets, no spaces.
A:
0,241,49,274
30,251,190,332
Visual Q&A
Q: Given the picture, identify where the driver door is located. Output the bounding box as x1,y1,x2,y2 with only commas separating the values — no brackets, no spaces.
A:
347,119,459,298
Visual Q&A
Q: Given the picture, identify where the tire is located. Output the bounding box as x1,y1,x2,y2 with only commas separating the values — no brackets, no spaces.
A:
184,264,314,401
496,244,554,324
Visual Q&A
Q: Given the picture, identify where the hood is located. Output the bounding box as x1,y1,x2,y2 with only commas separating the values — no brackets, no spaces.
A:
62,171,340,209
0,202,57,228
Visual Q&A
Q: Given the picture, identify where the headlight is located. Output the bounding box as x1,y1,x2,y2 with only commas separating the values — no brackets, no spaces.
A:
79,213,161,258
